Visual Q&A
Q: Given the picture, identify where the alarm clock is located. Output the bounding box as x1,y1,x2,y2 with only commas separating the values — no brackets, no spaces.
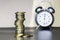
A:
35,7,55,27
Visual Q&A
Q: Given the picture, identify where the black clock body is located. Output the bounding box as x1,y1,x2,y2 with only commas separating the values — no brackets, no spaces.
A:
35,7,55,30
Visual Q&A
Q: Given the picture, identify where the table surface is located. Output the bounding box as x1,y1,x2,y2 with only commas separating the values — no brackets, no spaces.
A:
0,27,60,40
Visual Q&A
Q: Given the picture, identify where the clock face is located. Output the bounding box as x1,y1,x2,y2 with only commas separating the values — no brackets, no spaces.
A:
36,11,54,27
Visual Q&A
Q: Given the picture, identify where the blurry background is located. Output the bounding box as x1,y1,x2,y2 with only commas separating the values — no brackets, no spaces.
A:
0,0,60,27
0,0,33,27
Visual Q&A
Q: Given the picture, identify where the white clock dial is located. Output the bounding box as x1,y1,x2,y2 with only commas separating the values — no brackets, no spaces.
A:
36,11,53,27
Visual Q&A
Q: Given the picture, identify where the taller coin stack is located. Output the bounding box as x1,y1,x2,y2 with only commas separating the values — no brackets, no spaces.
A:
15,12,33,40
15,12,25,40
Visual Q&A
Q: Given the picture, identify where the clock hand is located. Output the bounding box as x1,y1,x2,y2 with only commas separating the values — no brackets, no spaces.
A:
44,14,46,20
44,14,46,25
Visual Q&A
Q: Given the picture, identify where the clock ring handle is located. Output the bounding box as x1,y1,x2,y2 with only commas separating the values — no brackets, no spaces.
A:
35,6,43,13
48,7,55,13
